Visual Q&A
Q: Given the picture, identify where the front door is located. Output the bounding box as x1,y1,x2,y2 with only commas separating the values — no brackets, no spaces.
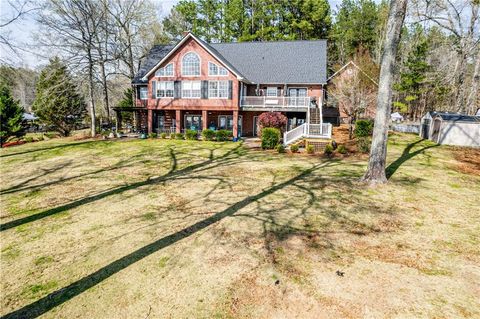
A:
288,88,307,106
253,116,259,136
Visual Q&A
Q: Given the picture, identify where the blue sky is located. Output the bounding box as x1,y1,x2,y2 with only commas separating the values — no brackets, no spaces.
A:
0,0,344,69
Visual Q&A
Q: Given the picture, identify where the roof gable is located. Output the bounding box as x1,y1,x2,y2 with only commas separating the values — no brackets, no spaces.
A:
141,33,244,81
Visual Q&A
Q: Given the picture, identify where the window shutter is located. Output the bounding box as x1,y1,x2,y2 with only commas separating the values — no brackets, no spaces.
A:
151,81,156,99
174,81,181,98
283,84,288,96
201,80,208,99
228,80,233,99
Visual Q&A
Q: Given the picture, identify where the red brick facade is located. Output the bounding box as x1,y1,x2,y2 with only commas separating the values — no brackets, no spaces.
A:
134,36,325,137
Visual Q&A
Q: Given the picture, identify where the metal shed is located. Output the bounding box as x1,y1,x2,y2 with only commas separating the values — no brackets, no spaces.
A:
420,112,480,147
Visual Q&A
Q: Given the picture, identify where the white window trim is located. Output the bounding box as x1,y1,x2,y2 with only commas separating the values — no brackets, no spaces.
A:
139,87,148,100
208,61,228,76
181,80,201,99
156,81,174,99
181,51,201,77
155,63,174,77
208,80,229,99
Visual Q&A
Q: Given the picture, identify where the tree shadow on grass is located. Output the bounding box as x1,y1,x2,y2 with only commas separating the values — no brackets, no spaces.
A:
0,140,100,158
0,144,246,231
1,162,330,319
386,139,439,179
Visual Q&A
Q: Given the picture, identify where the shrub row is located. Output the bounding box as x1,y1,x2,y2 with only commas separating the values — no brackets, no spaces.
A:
151,129,233,141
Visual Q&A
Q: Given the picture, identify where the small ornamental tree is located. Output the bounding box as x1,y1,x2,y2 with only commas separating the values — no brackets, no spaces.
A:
33,57,86,136
0,85,25,146
258,112,287,132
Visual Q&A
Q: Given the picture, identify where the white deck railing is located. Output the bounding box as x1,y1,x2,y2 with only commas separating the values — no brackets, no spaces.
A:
241,96,310,108
283,123,332,145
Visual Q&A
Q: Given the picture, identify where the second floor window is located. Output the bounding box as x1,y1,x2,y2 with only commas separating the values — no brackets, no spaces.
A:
182,52,200,76
139,87,148,100
157,81,174,98
208,80,228,98
266,87,278,97
182,81,201,98
208,62,227,76
155,63,174,77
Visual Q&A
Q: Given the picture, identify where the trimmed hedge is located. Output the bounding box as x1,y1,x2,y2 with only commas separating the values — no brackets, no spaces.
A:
175,133,184,140
202,129,215,141
261,127,281,149
354,119,374,137
215,129,232,141
276,144,286,153
185,129,198,140
290,144,299,153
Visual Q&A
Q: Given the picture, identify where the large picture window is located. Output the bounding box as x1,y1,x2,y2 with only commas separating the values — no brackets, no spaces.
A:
182,81,201,98
156,81,174,98
208,80,228,98
208,62,227,76
182,52,200,76
155,63,174,77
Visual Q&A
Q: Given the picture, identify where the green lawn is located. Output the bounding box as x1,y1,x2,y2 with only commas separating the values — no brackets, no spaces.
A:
1,134,479,318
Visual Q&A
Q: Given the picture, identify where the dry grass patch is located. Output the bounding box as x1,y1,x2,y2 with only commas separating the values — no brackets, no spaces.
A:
1,134,479,318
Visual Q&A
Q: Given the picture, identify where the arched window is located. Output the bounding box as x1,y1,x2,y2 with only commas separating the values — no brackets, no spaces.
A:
182,52,200,76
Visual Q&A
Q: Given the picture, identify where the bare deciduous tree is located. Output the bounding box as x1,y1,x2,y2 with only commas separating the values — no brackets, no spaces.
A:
413,0,479,113
362,0,408,184
37,0,105,137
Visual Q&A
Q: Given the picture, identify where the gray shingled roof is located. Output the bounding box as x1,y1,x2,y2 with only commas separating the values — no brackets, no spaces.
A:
210,40,327,84
132,45,175,84
435,113,480,123
133,38,327,84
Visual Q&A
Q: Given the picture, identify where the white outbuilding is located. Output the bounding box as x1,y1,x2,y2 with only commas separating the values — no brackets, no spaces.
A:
420,112,480,147
390,112,404,122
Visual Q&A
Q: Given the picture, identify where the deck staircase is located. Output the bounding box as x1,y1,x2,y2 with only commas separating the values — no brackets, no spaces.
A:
283,106,332,145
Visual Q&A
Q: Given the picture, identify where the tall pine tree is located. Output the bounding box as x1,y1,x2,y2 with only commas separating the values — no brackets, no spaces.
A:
394,25,430,121
33,57,86,137
0,85,25,146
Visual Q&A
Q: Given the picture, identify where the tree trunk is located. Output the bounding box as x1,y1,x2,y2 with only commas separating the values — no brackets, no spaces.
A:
362,0,407,185
466,51,480,114
454,50,468,113
99,60,110,124
88,53,96,138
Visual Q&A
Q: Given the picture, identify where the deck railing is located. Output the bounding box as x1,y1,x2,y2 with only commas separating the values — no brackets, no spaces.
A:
283,123,332,145
241,96,311,108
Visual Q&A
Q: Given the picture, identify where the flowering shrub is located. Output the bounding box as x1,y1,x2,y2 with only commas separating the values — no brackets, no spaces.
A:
258,112,287,131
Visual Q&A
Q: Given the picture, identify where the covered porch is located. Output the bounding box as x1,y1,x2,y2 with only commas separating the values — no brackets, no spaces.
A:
147,109,241,137
113,107,148,133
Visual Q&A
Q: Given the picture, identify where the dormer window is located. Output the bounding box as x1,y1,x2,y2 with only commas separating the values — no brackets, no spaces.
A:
208,62,227,76
155,63,174,77
182,52,200,76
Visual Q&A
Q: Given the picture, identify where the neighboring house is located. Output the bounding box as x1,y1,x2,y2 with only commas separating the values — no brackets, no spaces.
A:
326,61,378,124
420,112,480,147
119,32,331,143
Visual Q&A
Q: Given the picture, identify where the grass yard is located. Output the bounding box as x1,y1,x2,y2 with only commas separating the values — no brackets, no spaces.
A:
1,134,479,318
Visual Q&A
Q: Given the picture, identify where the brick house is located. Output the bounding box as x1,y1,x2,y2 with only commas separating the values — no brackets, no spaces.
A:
119,32,332,144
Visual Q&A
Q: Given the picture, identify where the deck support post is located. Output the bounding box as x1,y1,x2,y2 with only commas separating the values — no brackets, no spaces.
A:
175,110,181,133
202,110,208,131
147,109,153,134
233,110,239,138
